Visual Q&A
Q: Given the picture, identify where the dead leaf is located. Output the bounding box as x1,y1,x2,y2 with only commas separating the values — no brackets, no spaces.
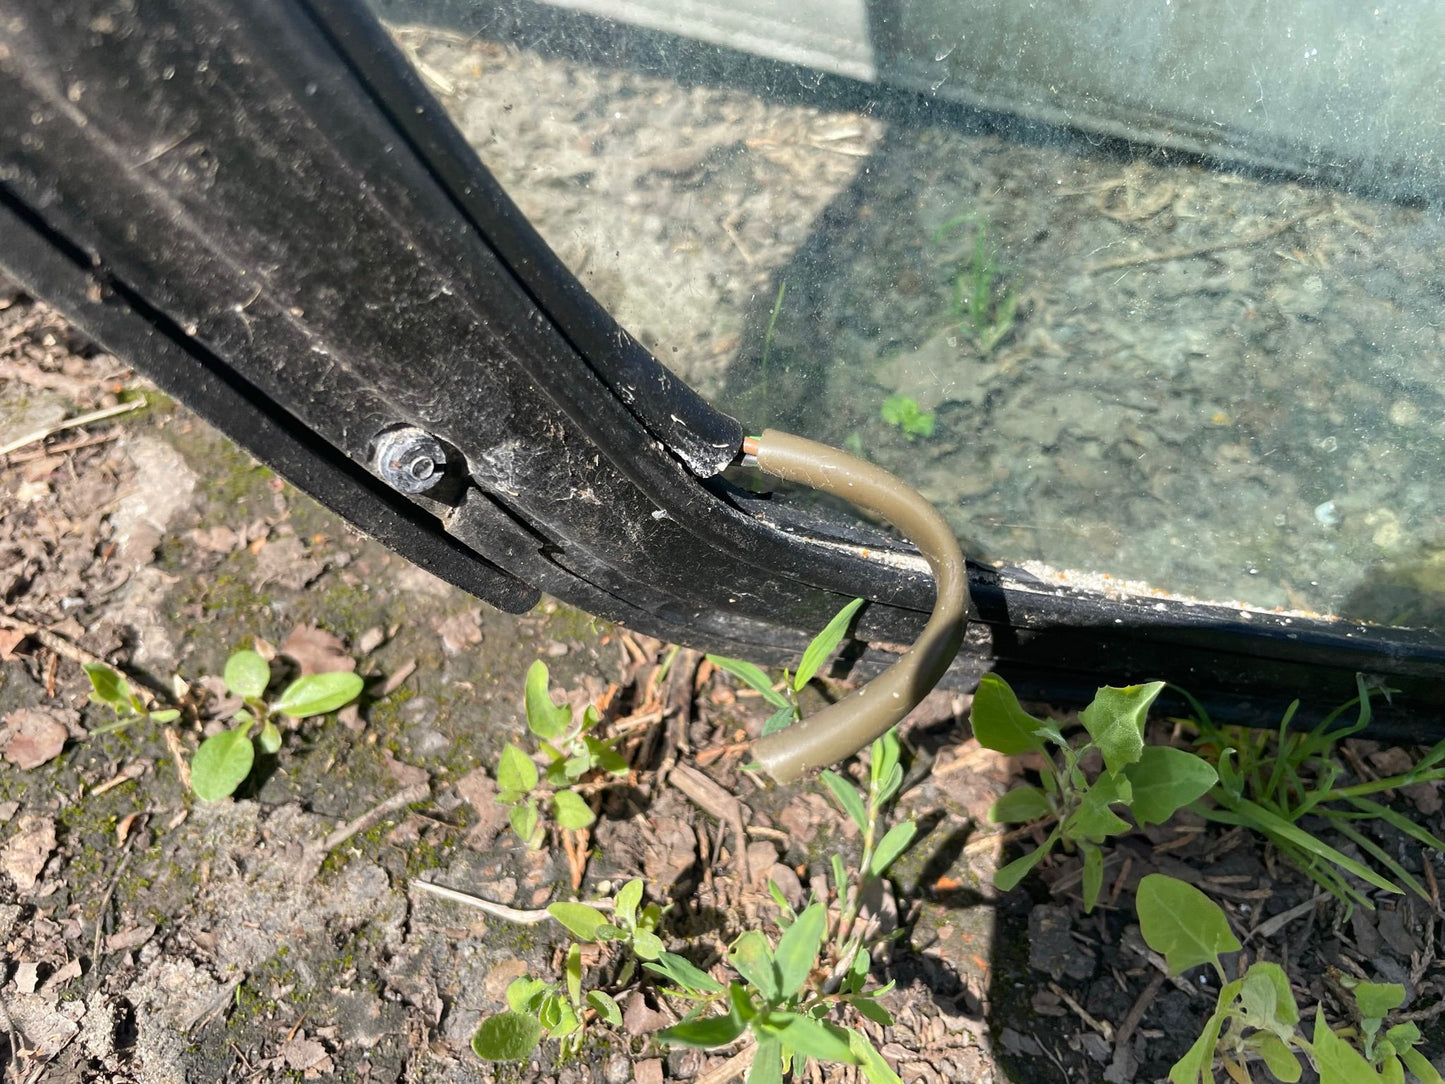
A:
2,814,57,892
454,768,507,850
1,706,72,769
281,625,356,675
190,525,241,553
433,608,483,654
281,1035,331,1073
381,750,429,788
0,626,28,659
105,923,157,954
622,991,671,1036
252,536,326,590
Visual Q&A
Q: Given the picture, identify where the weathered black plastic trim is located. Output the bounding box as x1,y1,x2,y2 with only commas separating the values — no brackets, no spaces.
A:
0,0,1441,740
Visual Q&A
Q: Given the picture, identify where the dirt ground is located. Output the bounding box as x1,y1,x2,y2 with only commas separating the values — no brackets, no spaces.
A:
3,272,1445,1083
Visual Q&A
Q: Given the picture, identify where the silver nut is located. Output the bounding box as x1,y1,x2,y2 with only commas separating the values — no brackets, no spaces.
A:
374,426,447,495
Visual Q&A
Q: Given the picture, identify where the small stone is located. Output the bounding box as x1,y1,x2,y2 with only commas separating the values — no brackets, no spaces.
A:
634,1059,664,1084
1388,398,1422,427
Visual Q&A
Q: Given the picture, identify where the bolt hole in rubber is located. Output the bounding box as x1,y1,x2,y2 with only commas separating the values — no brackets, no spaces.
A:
744,430,969,783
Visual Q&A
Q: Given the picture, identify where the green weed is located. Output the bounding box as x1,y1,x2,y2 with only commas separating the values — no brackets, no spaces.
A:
496,660,627,847
933,214,1018,354
973,675,1216,911
879,395,935,440
1182,676,1445,911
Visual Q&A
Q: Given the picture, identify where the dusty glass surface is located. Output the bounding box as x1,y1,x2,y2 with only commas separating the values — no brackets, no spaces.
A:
367,0,1445,632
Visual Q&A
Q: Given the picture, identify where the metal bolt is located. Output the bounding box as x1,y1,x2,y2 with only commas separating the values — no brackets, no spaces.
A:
373,426,447,495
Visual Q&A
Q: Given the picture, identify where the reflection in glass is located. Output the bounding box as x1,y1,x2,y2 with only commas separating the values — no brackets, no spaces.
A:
369,0,1445,631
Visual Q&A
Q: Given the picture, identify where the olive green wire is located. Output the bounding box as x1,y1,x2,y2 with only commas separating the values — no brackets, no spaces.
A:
745,429,969,783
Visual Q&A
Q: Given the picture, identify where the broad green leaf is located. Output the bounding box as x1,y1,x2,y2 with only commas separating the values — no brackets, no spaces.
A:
1063,772,1132,843
849,996,894,1027
1238,961,1299,1032
657,1008,746,1049
1136,874,1240,977
496,744,538,796
586,989,622,1026
761,706,797,735
1401,1048,1445,1084
614,878,643,928
223,650,270,700
83,663,131,708
552,789,595,830
646,952,723,995
523,660,572,740
1249,1032,1302,1082
871,729,903,797
820,770,868,831
547,999,580,1039
988,784,1051,824
470,1011,543,1061
1312,1007,1386,1084
1168,1000,1232,1084
1234,798,1401,896
565,942,582,1006
774,902,826,998
190,726,256,802
1080,840,1104,913
547,901,609,941
1353,981,1406,1023
272,671,363,718
585,735,630,776
993,829,1058,892
1381,1056,1406,1084
256,719,283,755
728,930,780,1003
508,802,539,846
632,930,665,960
831,854,849,899
869,822,918,878
1124,746,1218,826
707,656,791,710
747,1036,784,1084
851,1030,904,1084
762,1012,857,1064
1079,682,1164,775
506,976,552,1012
794,598,865,690
970,674,1046,755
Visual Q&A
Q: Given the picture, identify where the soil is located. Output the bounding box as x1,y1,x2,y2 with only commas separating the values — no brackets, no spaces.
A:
3,279,1445,1084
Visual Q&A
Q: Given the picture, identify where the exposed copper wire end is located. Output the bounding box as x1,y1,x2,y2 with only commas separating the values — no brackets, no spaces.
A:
741,435,760,456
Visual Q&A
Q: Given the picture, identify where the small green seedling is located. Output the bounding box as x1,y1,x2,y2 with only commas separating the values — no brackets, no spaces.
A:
817,727,917,990
472,879,656,1062
1183,675,1445,911
933,213,1018,354
83,663,181,730
1137,874,1307,1084
655,900,901,1084
190,648,362,802
1137,874,1441,1084
707,597,865,738
497,660,627,847
879,395,935,440
975,674,1217,911
1336,976,1444,1084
